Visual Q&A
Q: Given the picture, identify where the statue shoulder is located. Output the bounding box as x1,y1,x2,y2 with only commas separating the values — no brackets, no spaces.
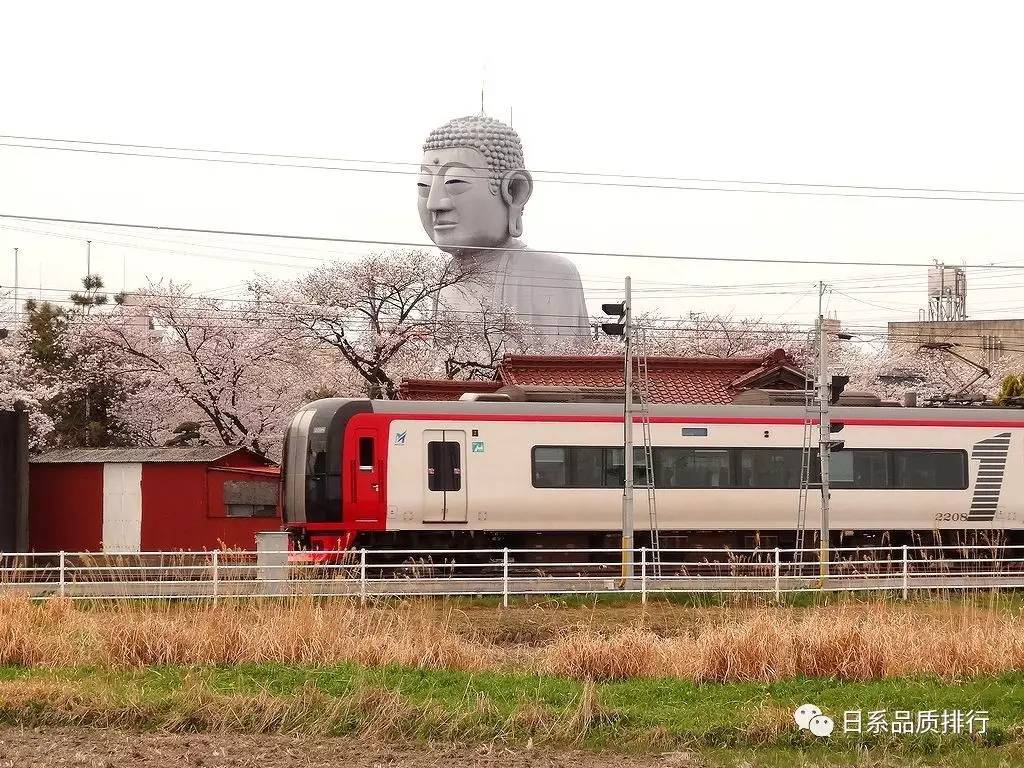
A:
528,250,584,281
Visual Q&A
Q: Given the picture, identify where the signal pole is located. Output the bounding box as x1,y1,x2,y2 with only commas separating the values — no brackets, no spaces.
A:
622,276,634,583
600,281,635,584
817,281,831,578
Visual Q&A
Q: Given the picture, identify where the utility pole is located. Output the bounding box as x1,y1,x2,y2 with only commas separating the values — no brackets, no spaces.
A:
817,281,831,578
85,239,93,447
622,276,634,583
600,279,634,584
12,248,18,324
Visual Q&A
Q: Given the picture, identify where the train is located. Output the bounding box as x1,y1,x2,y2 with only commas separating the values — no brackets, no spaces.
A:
280,398,1024,555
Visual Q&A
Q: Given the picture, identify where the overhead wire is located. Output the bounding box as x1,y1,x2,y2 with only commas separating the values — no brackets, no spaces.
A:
6,134,1024,201
11,218,1024,302
5,281,1014,332
7,292,1024,357
7,212,1024,272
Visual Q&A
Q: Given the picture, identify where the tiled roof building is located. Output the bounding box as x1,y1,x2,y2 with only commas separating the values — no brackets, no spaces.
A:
398,349,807,404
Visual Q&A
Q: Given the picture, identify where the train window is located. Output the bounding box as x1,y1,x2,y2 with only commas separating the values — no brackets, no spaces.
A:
810,449,889,488
531,445,968,491
427,441,461,491
656,448,731,488
532,447,567,487
894,450,967,490
308,449,326,475
738,449,802,488
602,448,648,488
571,447,604,487
830,451,854,484
534,447,654,488
853,450,889,488
358,437,374,470
604,448,624,487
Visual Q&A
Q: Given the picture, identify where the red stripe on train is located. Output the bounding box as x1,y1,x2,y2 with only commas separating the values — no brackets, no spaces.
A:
371,413,1024,428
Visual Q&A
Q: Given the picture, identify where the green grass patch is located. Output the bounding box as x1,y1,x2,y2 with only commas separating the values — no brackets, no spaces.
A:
0,662,1020,766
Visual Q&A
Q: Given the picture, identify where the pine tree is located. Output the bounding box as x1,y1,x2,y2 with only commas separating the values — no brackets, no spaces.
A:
21,275,144,448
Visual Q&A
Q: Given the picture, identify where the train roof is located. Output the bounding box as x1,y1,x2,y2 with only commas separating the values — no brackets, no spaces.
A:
345,399,1024,424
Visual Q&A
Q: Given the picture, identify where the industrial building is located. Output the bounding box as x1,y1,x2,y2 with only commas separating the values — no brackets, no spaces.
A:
888,264,1024,367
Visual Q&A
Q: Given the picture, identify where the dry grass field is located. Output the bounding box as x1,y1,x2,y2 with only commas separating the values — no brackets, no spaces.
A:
0,594,1020,681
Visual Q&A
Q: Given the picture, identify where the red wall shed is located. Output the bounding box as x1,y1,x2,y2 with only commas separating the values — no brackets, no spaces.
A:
29,447,281,552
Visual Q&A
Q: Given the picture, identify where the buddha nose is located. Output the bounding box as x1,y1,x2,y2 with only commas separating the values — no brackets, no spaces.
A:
426,178,452,212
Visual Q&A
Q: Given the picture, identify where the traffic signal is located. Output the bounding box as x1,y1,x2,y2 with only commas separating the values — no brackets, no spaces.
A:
601,302,626,336
830,375,850,405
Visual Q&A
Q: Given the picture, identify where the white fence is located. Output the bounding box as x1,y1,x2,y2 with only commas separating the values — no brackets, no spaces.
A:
0,544,1023,603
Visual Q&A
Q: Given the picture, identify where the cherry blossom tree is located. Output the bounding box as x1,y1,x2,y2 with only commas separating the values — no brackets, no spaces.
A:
0,330,57,450
5,279,148,451
251,249,534,398
841,341,1024,403
649,313,808,359
433,302,533,379
569,311,809,361
94,281,354,457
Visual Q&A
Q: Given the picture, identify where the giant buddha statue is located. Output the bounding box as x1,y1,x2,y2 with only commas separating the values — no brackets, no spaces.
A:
417,114,590,340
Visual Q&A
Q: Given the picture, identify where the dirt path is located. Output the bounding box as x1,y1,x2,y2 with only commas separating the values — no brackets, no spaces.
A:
0,728,701,768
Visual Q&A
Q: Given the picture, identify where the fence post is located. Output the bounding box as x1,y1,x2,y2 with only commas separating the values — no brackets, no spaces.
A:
255,531,290,597
359,548,367,606
774,547,781,602
641,546,647,604
212,550,219,604
902,544,909,600
58,551,65,599
502,547,509,609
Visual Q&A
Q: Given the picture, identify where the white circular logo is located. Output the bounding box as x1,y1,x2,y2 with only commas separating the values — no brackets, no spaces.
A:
808,714,835,737
794,704,822,730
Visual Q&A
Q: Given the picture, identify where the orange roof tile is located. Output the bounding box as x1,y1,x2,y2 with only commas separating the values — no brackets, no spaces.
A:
397,350,806,404
497,350,804,405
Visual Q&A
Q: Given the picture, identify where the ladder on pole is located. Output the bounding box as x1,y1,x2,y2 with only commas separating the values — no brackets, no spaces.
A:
635,330,661,575
795,367,816,564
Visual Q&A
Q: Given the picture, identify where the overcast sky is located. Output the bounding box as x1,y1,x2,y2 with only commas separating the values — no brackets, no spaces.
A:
3,1,1024,334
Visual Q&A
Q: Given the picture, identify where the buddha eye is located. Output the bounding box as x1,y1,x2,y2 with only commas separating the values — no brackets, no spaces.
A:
444,178,470,194
416,182,429,197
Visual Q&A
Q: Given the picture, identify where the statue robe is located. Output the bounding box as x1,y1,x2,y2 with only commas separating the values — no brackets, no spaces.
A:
437,242,590,345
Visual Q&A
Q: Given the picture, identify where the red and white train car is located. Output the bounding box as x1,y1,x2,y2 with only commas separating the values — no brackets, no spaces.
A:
281,398,1024,553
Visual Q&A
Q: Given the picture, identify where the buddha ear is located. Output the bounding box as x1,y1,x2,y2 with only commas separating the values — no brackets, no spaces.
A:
500,169,533,238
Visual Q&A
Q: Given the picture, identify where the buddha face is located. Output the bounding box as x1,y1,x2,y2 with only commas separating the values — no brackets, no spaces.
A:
418,147,512,255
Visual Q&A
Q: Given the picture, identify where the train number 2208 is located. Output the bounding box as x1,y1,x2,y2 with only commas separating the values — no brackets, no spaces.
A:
934,512,969,523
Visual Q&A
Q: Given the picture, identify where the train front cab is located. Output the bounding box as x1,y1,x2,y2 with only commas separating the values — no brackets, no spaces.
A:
282,398,383,552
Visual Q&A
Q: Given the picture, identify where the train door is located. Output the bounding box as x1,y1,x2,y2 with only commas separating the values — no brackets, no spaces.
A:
423,429,467,523
350,427,382,518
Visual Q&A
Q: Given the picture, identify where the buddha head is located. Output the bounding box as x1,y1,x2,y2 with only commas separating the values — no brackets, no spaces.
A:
418,115,534,256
